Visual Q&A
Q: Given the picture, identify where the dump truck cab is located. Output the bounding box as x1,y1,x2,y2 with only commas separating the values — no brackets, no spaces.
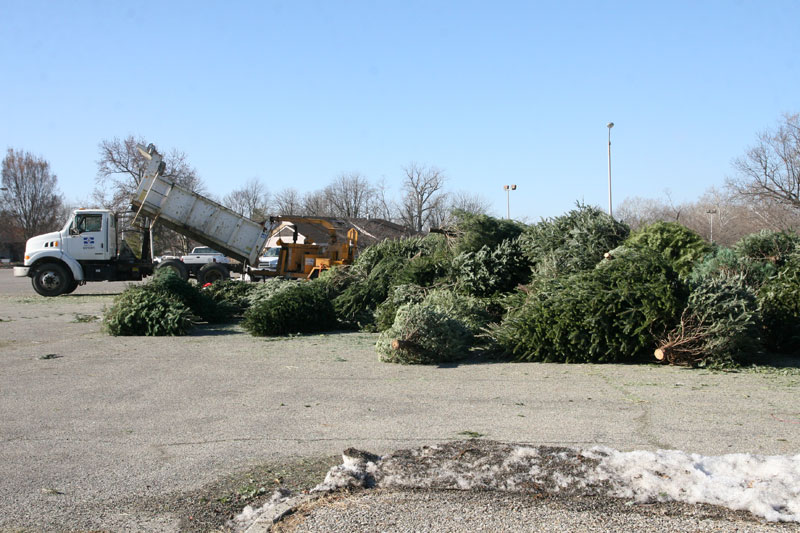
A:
14,209,150,296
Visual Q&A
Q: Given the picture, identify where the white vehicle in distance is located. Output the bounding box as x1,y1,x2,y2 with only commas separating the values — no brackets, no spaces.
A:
153,253,179,264
258,246,281,270
181,247,229,268
182,247,230,265
167,247,232,283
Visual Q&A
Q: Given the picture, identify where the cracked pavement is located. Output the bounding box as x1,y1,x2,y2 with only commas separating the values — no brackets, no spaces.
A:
0,269,798,530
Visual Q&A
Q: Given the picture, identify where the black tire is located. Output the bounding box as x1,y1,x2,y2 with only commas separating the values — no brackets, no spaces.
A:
31,263,72,297
155,258,189,281
198,263,229,285
64,280,80,294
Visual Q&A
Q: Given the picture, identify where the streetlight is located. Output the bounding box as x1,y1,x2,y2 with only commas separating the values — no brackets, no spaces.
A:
503,184,517,219
607,122,614,218
707,209,717,244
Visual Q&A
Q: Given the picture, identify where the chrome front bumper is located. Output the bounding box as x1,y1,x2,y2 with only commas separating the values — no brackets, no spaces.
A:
13,266,30,277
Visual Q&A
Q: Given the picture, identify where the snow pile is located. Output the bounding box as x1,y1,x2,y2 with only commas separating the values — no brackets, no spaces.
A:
236,441,800,529
232,488,305,531
312,448,382,492
312,441,800,523
585,447,800,522
310,442,601,495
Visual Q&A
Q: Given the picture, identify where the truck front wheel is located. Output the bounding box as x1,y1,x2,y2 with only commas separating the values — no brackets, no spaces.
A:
198,263,229,285
64,280,80,294
32,263,72,297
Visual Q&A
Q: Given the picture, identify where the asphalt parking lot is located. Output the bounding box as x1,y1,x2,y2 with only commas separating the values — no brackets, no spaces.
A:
1,268,798,531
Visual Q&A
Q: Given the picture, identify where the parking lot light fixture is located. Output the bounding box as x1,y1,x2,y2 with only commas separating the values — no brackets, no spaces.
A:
503,184,517,219
707,208,718,244
607,122,614,218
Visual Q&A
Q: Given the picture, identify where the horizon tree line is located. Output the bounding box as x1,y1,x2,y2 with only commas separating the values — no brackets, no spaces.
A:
2,112,799,257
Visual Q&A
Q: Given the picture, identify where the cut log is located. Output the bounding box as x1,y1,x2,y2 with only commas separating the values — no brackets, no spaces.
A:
654,345,702,366
392,339,423,353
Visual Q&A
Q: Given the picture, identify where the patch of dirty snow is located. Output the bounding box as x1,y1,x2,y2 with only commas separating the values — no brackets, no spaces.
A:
316,441,598,495
584,447,800,522
232,488,301,531
312,447,382,492
235,441,800,529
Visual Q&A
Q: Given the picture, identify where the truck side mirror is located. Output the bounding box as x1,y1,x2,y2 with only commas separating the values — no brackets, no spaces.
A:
69,225,79,236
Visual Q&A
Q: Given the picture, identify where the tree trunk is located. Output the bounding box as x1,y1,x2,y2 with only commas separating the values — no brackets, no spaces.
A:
392,339,423,353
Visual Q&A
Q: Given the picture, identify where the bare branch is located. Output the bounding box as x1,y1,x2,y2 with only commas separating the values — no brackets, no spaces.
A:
222,177,270,221
274,188,302,216
728,113,800,210
324,172,375,218
399,163,447,231
94,136,204,212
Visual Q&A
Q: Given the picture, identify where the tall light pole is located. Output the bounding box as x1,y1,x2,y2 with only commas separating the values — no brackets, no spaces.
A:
503,184,517,219
707,208,717,244
607,122,614,218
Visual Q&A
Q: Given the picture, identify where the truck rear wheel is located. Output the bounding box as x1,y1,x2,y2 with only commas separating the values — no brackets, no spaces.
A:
198,263,229,285
155,259,189,281
32,263,72,297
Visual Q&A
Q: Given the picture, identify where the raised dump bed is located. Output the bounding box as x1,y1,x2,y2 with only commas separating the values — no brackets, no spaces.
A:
131,144,269,266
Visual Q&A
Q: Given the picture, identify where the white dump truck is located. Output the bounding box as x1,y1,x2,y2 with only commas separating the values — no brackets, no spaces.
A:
13,143,270,296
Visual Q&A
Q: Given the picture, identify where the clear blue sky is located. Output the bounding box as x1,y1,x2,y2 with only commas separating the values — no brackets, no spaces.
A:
2,1,799,221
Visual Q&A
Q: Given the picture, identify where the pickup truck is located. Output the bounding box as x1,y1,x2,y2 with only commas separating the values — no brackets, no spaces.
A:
180,247,231,280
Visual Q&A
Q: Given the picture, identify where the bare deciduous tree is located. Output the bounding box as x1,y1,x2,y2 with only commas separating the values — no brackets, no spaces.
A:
618,184,800,247
449,190,491,216
302,190,332,217
670,188,739,246
1,148,64,240
324,172,375,218
425,192,450,230
273,187,302,216
728,113,800,210
370,177,397,221
738,197,800,234
93,136,204,212
427,190,493,229
615,196,668,230
399,163,447,231
222,177,270,221
616,189,685,231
